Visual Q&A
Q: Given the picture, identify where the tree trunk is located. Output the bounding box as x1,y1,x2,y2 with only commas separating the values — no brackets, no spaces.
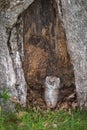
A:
0,0,86,111
0,0,34,112
58,0,87,109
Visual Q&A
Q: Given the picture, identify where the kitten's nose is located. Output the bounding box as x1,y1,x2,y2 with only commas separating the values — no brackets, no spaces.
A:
49,81,54,86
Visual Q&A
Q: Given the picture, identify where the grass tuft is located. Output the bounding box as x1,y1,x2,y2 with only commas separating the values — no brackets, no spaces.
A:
0,108,87,130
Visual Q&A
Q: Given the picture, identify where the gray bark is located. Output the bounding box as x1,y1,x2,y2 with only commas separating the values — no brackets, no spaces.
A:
0,0,34,112
58,0,87,109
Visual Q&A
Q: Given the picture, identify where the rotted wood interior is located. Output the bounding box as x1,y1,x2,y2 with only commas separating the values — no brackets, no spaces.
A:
22,0,76,109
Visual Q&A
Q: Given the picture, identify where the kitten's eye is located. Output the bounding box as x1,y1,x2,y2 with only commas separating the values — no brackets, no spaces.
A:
47,80,50,85
49,81,52,85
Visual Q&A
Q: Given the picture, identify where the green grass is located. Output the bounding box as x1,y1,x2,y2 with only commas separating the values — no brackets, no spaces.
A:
0,108,87,130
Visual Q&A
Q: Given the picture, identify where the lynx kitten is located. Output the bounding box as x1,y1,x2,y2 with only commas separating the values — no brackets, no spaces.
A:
44,76,60,108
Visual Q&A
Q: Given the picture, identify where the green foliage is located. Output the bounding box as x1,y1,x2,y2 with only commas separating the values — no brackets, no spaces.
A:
0,106,5,130
0,88,11,103
0,109,87,130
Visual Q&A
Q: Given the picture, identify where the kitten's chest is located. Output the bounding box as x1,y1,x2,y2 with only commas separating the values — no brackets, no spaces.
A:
48,89,54,96
46,88,56,98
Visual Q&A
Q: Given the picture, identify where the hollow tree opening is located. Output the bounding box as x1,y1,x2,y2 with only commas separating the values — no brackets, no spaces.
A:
22,0,76,109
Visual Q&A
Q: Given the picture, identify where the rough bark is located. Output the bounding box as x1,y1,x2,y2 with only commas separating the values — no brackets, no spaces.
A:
22,0,74,89
58,0,87,109
0,0,34,112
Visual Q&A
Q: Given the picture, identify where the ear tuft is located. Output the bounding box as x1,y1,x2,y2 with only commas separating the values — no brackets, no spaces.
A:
57,78,60,82
46,76,49,81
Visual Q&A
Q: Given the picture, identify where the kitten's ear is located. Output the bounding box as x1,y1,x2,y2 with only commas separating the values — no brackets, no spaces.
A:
45,76,49,87
57,78,60,83
46,76,49,81
56,78,60,88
